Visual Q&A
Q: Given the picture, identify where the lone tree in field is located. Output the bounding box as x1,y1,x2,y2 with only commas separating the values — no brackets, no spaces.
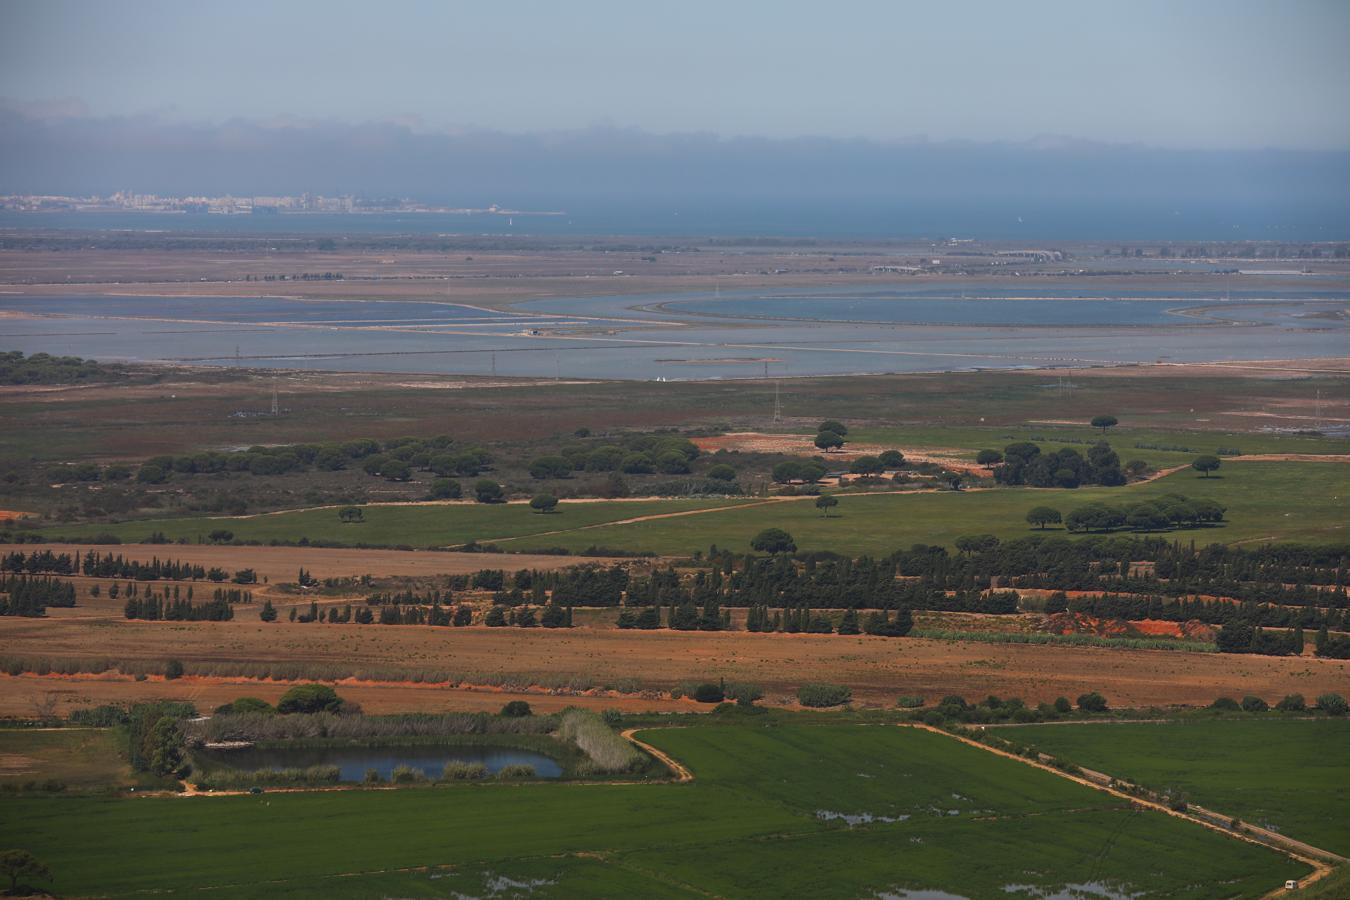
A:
818,420,848,436
751,528,796,554
1,850,51,895
1192,455,1222,478
976,449,1003,466
1026,506,1062,529
815,495,839,517
338,506,364,524
878,449,905,468
474,479,505,503
1091,415,1119,434
814,430,845,452
529,493,559,514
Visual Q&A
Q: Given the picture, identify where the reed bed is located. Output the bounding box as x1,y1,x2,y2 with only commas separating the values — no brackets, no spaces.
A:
557,708,643,775
193,712,558,744
194,765,340,790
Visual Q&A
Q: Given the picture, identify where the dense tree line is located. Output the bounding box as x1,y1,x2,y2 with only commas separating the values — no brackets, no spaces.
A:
1314,626,1350,660
0,575,77,616
124,594,234,621
993,441,1126,488
530,565,629,607
365,587,454,606
118,433,489,486
1061,494,1225,533
1215,622,1299,657
0,351,124,385
1060,592,1346,631
1154,541,1348,586
81,551,209,581
533,434,702,479
887,536,1347,609
0,549,212,581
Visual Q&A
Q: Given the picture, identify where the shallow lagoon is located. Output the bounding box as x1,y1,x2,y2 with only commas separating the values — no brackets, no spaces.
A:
195,744,563,781
3,283,1346,380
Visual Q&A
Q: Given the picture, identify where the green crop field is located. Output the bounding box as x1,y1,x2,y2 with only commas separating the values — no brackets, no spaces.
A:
0,723,1306,897
996,719,1350,858
495,461,1348,556
49,497,758,548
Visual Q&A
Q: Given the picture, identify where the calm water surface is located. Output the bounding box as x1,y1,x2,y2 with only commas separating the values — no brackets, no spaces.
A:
196,745,563,781
3,284,1346,380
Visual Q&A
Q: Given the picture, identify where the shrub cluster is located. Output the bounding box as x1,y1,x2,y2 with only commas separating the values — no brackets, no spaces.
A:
796,683,852,708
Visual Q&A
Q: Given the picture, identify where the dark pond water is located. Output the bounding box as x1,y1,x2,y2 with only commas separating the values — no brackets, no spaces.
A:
196,745,562,781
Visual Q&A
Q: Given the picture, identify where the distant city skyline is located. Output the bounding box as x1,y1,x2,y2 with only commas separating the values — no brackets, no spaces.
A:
0,191,561,216
2,0,1349,150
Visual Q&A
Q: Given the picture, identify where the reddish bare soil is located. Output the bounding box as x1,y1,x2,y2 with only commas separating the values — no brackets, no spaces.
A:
0,672,695,718
692,431,990,475
1039,612,1218,643
2,615,1345,712
1131,619,1220,641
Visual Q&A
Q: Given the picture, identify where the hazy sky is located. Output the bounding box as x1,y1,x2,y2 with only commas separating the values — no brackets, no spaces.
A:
3,0,1349,149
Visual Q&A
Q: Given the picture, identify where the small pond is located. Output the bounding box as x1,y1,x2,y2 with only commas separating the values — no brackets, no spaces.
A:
196,745,563,781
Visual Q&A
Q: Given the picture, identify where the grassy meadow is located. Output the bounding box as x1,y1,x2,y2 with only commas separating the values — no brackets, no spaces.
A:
0,723,1306,897
0,728,131,791
50,497,758,548
42,460,1346,556
996,719,1350,858
497,460,1347,555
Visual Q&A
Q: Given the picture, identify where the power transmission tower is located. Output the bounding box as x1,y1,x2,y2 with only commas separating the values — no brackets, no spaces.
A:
773,379,782,423
270,378,279,416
